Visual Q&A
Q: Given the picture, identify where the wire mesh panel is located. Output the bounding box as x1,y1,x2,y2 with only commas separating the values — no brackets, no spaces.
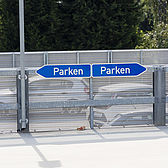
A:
143,50,168,65
0,53,14,68
29,74,90,131
15,52,44,67
112,50,141,63
90,71,153,128
29,108,89,132
79,51,108,63
0,76,17,133
166,72,168,124
48,52,77,64
0,49,168,68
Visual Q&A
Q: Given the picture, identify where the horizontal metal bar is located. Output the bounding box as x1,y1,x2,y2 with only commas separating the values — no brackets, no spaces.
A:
0,103,17,110
29,97,155,109
166,96,168,102
1,49,168,55
0,68,19,76
25,67,38,75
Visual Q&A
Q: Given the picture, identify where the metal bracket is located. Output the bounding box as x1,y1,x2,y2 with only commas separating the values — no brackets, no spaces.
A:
19,119,28,124
18,74,27,80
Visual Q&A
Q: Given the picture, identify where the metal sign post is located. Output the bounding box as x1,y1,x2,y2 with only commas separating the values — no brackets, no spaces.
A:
19,0,26,130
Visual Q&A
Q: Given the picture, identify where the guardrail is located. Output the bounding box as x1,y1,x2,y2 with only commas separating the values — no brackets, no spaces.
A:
0,65,167,132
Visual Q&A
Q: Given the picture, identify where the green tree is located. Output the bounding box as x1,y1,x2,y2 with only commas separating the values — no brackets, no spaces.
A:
137,0,168,49
0,0,62,51
0,0,144,51
0,0,19,51
25,0,62,51
58,0,143,50
146,0,168,25
136,23,168,49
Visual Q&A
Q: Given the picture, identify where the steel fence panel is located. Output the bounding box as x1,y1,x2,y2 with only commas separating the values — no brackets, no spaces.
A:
79,52,108,63
29,108,90,132
15,53,44,67
143,50,168,65
28,73,90,131
48,52,76,64
0,49,168,67
0,53,13,68
112,50,141,63
166,71,168,125
0,76,17,133
0,49,168,132
91,70,153,128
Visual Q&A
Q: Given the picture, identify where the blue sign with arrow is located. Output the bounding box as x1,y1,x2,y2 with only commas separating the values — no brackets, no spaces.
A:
36,64,91,78
92,63,146,77
36,63,146,78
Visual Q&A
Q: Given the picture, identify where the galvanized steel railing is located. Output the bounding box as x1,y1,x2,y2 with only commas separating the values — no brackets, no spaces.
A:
0,49,168,68
0,64,167,132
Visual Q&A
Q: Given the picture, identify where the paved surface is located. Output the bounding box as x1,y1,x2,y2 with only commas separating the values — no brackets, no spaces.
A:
0,126,168,168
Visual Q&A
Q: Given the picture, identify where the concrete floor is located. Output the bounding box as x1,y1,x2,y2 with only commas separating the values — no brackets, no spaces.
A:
0,126,168,168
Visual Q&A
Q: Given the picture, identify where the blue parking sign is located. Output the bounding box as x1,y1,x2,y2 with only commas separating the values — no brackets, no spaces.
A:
36,64,91,78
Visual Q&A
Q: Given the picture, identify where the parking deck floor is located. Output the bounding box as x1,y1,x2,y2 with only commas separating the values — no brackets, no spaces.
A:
0,126,168,168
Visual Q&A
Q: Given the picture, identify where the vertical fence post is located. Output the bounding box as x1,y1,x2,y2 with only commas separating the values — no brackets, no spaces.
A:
89,77,94,129
17,70,29,132
107,51,113,63
44,52,48,65
107,51,110,63
140,50,143,64
12,53,15,68
111,51,113,63
17,71,21,131
153,66,166,126
76,52,80,64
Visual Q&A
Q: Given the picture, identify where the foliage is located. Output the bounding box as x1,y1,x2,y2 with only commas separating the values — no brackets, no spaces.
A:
145,0,168,25
136,23,168,49
136,0,168,49
54,0,144,50
0,0,19,51
0,0,144,51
